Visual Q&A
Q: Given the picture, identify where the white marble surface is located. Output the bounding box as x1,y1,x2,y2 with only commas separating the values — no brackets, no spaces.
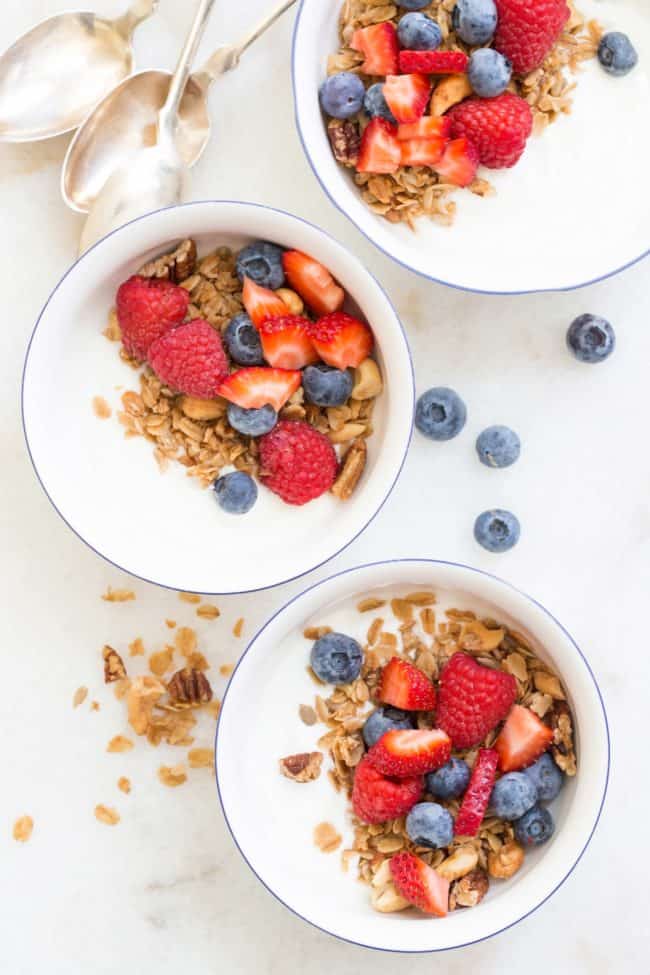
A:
1,2,648,972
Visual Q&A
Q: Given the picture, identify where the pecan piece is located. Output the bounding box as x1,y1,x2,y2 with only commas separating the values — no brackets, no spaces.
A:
102,645,127,683
327,119,361,168
139,238,197,283
279,751,323,782
449,869,489,909
167,667,213,707
331,438,367,500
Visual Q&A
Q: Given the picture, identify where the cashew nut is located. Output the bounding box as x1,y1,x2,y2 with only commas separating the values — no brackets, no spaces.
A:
329,422,367,444
436,845,479,882
430,75,473,116
371,884,411,913
351,358,383,400
488,841,525,879
275,287,304,315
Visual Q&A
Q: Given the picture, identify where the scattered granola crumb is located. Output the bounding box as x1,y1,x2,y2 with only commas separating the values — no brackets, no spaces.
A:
12,816,33,843
165,619,177,629
148,647,173,677
188,747,214,769
175,626,197,657
186,651,210,671
73,686,88,708
102,645,127,683
127,676,165,735
233,618,244,638
179,592,201,604
94,804,120,826
219,664,234,678
117,777,131,794
314,821,342,853
90,701,100,711
158,764,187,788
107,735,134,753
103,309,121,341
129,637,145,657
299,704,318,726
92,396,112,419
280,751,323,783
205,699,222,720
196,603,220,620
304,625,333,640
102,587,135,603
113,678,131,700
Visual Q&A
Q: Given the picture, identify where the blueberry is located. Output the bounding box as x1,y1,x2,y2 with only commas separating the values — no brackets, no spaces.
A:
405,802,454,849
362,706,414,748
415,387,467,441
397,13,442,51
363,83,397,124
467,48,512,98
598,32,638,77
452,0,497,46
566,314,615,364
514,804,555,847
474,509,520,553
397,0,430,9
319,72,366,119
523,753,564,803
426,758,471,800
303,363,353,407
212,471,258,514
311,632,363,685
490,772,538,820
476,425,521,468
227,403,277,437
224,313,264,366
236,241,285,290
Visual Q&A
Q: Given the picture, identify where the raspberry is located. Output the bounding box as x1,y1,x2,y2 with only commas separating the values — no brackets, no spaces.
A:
148,319,229,399
494,0,570,76
436,652,517,748
258,420,338,506
116,275,189,361
352,754,423,824
448,93,532,169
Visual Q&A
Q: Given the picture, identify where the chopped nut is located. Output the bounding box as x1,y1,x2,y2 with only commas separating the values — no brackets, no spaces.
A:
101,587,135,603
179,396,224,420
351,358,383,401
167,667,213,707
102,645,127,683
72,686,88,708
92,396,111,419
327,118,361,167
275,288,303,315
436,845,479,882
329,422,366,444
233,618,244,638
196,603,220,620
449,869,489,909
280,751,323,783
117,777,131,794
371,882,410,913
149,647,173,677
188,747,214,769
12,815,34,843
314,821,342,853
299,704,318,726
488,840,525,879
139,238,197,283
430,74,473,115
94,804,120,826
332,437,367,500
127,676,166,735
158,764,187,788
107,735,134,753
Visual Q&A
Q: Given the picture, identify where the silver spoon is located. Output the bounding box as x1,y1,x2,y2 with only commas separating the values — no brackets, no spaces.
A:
0,0,158,143
63,0,298,214
79,0,216,255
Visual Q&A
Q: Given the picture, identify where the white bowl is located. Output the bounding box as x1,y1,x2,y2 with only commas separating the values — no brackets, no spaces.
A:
292,0,650,293
217,559,609,952
22,202,414,594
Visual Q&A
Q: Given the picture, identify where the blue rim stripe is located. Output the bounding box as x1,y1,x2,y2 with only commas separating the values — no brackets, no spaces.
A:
215,558,610,953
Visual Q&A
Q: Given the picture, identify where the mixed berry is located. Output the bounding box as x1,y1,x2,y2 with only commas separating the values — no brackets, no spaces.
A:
110,241,383,511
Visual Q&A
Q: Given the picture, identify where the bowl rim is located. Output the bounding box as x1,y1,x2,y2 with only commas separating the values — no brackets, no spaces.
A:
21,200,415,595
215,557,610,953
290,0,650,296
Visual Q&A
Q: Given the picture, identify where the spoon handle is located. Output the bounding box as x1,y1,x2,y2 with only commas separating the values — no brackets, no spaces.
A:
114,0,160,40
197,0,298,86
159,0,217,139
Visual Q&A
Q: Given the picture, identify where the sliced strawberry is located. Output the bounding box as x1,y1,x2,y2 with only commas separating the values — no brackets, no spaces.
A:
400,137,447,167
350,22,399,76
434,137,479,187
399,50,469,74
258,315,318,370
454,748,498,837
307,312,374,369
242,277,288,328
217,367,301,411
282,250,345,317
378,657,437,711
494,705,554,773
390,852,449,917
383,74,430,124
367,728,451,778
356,118,401,174
397,116,452,141
352,755,423,824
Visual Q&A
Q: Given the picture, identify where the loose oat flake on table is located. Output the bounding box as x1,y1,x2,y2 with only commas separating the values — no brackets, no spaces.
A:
280,591,576,918
322,0,603,227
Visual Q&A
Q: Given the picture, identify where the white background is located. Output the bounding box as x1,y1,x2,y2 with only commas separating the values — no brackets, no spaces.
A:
1,1,648,972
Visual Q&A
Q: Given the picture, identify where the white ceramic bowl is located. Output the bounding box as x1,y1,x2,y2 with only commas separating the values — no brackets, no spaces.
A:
217,559,609,952
22,202,414,594
292,0,650,293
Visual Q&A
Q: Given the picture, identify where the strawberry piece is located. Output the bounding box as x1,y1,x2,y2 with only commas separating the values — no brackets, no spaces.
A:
436,652,517,748
448,94,533,169
148,319,228,399
454,748,498,837
495,0,570,76
397,116,452,141
259,420,338,506
116,275,189,361
217,367,301,411
378,657,437,711
356,118,402,174
307,312,374,370
399,50,469,74
494,705,554,772
400,137,447,167
282,250,345,317
434,137,480,187
242,276,288,327
383,74,431,124
350,22,399,76
352,754,423,824
367,728,451,778
258,315,318,370
389,852,449,917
